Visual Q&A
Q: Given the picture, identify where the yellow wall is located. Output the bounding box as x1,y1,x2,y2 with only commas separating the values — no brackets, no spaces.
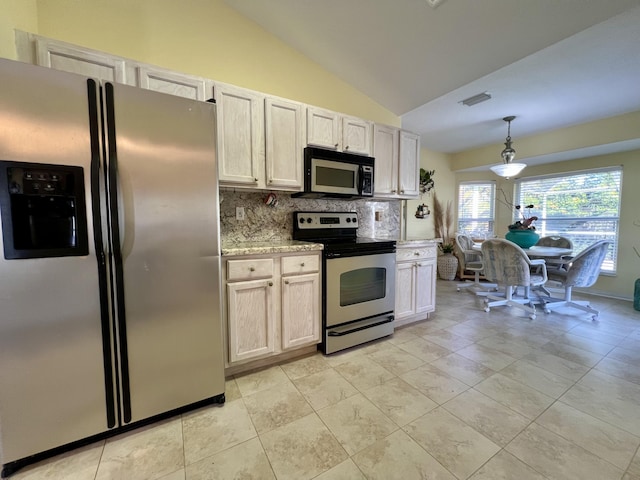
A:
450,111,640,171
30,0,398,126
0,0,38,59
456,149,640,299
405,148,456,240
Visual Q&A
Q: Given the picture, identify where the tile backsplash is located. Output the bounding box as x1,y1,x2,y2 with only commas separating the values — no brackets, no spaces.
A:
220,190,402,243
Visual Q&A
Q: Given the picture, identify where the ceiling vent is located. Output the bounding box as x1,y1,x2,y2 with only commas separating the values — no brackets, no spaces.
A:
425,0,446,8
460,92,492,107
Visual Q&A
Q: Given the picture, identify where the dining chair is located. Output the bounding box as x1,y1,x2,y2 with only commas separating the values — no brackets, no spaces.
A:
541,240,612,320
480,238,549,319
454,234,497,294
533,235,574,270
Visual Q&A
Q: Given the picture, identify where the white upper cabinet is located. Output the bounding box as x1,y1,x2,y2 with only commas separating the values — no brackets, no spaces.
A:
399,130,420,197
307,107,341,150
342,116,373,155
214,82,265,187
137,65,207,101
307,107,373,156
373,124,420,199
35,37,128,83
265,96,304,191
373,124,399,196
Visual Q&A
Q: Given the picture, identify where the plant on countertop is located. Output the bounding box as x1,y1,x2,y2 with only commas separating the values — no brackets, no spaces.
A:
433,192,454,253
420,168,435,193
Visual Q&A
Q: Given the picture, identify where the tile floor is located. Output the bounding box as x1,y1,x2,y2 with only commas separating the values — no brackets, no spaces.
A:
10,280,640,480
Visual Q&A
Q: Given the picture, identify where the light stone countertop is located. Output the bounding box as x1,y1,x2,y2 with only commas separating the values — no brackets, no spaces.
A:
221,240,324,256
396,238,441,247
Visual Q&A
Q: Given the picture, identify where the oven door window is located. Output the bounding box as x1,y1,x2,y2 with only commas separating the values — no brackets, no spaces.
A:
340,267,386,306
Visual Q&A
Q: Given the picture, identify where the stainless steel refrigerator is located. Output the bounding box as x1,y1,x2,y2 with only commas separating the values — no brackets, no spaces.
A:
0,58,225,476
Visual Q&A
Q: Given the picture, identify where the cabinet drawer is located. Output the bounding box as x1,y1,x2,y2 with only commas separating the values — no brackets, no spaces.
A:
396,246,437,262
282,254,319,275
227,258,274,281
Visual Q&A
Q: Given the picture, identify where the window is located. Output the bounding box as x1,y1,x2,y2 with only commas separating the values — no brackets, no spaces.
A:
514,167,622,273
457,181,496,237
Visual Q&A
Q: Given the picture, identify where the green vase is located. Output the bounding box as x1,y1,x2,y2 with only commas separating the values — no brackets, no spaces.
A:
505,229,540,249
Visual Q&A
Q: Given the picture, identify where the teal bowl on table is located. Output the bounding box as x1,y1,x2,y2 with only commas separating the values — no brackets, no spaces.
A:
505,229,540,249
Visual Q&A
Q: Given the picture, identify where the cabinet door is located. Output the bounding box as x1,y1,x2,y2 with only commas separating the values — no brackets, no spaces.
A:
137,66,206,100
373,124,399,196
307,107,340,150
35,38,126,83
281,273,320,350
227,279,275,363
342,116,372,155
415,260,436,315
399,130,420,197
215,83,265,186
265,97,304,190
395,262,416,320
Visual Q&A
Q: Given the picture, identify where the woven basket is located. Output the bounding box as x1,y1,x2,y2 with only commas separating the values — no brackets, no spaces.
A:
437,253,458,281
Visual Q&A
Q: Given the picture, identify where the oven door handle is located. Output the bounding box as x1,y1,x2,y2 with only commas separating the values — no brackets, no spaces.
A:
327,316,394,336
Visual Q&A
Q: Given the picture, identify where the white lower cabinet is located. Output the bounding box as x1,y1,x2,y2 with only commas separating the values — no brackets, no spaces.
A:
395,245,437,327
227,278,275,363
281,273,320,349
225,252,321,368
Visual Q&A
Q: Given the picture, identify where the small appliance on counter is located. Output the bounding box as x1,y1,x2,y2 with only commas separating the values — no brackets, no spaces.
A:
293,211,396,354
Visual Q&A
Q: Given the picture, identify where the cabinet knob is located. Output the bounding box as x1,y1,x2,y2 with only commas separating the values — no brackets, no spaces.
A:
300,262,305,267
391,189,397,193
414,252,420,256
284,280,289,284
268,281,273,286
345,145,350,150
254,177,258,182
401,190,405,194
249,267,255,272
268,179,272,184
334,143,339,148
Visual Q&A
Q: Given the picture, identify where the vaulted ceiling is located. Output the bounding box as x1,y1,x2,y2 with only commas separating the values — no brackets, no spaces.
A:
225,0,640,164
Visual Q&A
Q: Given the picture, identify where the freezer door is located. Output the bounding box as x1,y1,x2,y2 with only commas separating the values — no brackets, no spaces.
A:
105,82,224,423
0,59,114,463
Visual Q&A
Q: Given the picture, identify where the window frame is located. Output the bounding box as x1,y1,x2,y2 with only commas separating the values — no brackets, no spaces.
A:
513,166,622,275
457,180,496,238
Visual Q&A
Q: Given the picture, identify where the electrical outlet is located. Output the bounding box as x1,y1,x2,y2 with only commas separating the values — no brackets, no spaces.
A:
236,206,245,221
375,211,383,222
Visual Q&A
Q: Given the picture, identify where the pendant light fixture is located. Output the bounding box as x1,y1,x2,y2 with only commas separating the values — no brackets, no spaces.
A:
490,116,526,178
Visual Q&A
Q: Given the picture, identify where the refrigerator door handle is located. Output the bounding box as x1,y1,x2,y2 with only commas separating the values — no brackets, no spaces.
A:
87,79,117,429
104,82,133,423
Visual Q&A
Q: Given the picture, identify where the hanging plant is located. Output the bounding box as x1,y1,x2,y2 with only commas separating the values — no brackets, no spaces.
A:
420,169,435,193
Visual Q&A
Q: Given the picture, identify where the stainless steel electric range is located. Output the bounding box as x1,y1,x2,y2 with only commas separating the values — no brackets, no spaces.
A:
293,211,396,354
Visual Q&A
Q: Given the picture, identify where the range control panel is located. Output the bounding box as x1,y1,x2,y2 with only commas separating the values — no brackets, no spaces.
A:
293,211,358,230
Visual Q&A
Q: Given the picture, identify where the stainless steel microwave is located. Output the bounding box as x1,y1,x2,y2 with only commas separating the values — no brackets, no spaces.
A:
293,147,375,199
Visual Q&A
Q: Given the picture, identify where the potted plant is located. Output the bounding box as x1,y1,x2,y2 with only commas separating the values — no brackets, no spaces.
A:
420,169,435,194
433,192,458,280
506,203,540,248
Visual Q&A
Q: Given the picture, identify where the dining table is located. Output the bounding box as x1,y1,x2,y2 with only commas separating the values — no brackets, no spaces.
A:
472,242,573,259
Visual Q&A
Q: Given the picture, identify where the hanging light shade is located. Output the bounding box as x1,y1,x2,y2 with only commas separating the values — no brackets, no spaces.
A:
490,116,526,178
